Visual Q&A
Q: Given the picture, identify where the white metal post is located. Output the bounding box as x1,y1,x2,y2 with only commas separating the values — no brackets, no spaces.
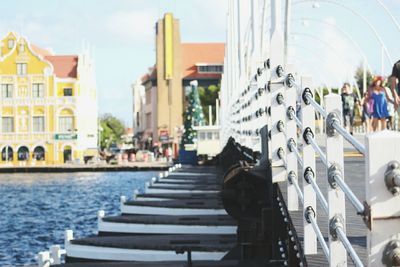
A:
301,76,317,254
37,251,51,267
285,64,298,211
365,130,400,267
50,245,62,265
270,0,286,182
325,93,347,266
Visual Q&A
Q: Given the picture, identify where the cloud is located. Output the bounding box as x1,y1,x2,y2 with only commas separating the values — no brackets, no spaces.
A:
105,9,157,43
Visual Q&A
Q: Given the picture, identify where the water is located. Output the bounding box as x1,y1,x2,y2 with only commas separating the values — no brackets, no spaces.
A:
0,171,157,266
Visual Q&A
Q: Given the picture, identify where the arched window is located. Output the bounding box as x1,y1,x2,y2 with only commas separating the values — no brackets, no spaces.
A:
33,146,45,161
1,146,13,161
17,146,29,161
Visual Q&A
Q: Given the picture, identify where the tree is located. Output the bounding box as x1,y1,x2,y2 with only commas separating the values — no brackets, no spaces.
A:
181,81,205,148
198,84,220,124
354,63,373,95
99,114,125,150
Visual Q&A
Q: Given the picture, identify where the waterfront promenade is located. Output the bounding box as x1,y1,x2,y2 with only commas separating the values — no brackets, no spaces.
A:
0,161,170,173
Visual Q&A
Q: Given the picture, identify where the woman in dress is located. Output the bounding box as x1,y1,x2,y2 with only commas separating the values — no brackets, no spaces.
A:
369,76,393,131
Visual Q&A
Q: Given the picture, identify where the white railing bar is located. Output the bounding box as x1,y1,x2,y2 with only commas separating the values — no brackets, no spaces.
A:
306,133,328,167
333,173,365,214
335,226,364,267
330,120,366,154
288,172,304,204
289,142,304,168
307,210,330,259
306,172,328,214
288,108,303,128
305,93,327,118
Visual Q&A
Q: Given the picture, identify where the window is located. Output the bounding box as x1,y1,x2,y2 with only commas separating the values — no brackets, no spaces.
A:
32,83,44,98
2,117,14,132
19,43,25,52
199,132,205,140
63,88,73,96
198,65,224,73
59,116,73,132
213,132,219,140
207,132,212,140
1,84,13,98
8,39,14,49
33,116,45,132
17,63,27,76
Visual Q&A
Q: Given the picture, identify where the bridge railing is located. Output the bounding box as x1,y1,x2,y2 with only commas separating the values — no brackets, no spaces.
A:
225,55,400,266
221,1,400,266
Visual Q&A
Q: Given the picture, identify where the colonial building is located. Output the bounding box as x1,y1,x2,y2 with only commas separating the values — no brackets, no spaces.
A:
133,13,224,157
0,32,98,165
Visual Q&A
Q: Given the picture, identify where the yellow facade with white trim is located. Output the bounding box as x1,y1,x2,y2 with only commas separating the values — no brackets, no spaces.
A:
0,32,98,166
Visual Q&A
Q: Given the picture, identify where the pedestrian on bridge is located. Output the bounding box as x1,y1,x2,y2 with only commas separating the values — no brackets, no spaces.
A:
369,76,393,131
341,83,360,135
390,60,400,130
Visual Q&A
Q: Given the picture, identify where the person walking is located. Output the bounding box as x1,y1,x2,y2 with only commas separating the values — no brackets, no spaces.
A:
390,60,400,129
370,76,392,131
341,83,360,135
361,92,372,133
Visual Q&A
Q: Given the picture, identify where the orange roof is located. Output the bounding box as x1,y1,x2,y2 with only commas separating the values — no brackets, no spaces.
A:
30,44,53,57
45,55,78,78
181,43,224,79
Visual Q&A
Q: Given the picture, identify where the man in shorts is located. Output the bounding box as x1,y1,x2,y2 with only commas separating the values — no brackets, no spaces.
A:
390,60,400,130
341,83,360,135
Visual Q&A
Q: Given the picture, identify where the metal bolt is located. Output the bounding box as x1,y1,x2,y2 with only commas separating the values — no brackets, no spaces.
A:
326,112,340,137
382,240,400,266
276,65,284,77
302,127,314,145
303,167,314,184
286,106,295,120
304,206,315,223
285,73,295,88
287,138,296,152
329,214,344,240
265,58,270,69
384,161,400,196
277,147,285,159
301,87,313,105
276,92,284,105
277,120,285,132
328,164,341,189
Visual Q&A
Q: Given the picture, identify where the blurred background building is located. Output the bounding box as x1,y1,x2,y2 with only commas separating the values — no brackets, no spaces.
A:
132,13,224,158
0,32,98,165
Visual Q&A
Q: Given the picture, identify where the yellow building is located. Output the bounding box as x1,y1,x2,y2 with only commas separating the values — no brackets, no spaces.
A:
0,32,98,166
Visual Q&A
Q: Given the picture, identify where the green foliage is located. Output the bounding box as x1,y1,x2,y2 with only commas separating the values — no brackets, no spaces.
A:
198,84,220,124
181,83,205,148
99,113,125,150
354,63,373,95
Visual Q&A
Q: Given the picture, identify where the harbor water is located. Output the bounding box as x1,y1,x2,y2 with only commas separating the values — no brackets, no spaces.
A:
0,171,157,266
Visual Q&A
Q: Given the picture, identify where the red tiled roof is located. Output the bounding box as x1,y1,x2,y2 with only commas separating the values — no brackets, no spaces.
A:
45,55,78,78
181,43,224,79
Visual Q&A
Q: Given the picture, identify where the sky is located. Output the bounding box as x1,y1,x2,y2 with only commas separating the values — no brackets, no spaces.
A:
0,0,399,125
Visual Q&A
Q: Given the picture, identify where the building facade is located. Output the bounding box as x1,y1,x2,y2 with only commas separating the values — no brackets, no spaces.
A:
0,32,98,165
134,13,224,157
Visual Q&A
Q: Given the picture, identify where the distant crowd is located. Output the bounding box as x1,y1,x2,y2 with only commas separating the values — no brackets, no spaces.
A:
341,60,400,134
